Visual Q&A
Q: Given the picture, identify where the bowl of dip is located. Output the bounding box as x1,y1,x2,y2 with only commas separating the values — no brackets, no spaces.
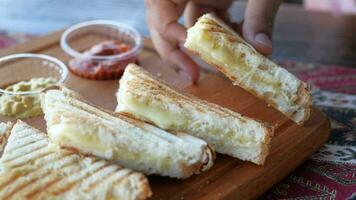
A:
0,53,68,119
61,20,143,80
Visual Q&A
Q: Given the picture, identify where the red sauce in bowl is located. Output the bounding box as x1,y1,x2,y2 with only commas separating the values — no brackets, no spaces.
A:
68,41,137,80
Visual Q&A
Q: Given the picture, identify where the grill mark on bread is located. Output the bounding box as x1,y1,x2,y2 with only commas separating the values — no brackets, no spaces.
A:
2,142,48,163
6,127,28,138
0,156,80,198
9,152,77,171
89,169,133,191
0,171,23,190
106,171,135,189
2,171,50,199
5,152,56,169
4,137,43,154
22,160,89,196
83,166,121,192
86,170,133,193
25,177,61,199
48,161,109,195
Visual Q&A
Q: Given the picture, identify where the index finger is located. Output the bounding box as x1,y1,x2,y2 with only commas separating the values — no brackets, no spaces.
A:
146,0,188,43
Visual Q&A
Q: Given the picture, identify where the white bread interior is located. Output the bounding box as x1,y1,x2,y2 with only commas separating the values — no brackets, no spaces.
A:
0,121,152,200
41,88,214,179
184,13,312,125
116,64,274,165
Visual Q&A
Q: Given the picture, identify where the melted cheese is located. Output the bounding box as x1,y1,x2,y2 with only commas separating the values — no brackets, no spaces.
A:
48,123,171,171
48,124,107,151
124,97,187,130
121,96,255,146
190,29,283,92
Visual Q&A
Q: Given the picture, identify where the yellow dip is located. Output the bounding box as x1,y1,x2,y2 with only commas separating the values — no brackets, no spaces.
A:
0,77,57,118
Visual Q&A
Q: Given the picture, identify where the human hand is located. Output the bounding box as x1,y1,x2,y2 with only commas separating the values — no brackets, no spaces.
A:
145,0,282,84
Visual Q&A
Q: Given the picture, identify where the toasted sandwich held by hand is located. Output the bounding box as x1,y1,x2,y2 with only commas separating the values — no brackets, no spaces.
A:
116,64,273,165
41,88,214,179
0,121,151,200
184,13,312,125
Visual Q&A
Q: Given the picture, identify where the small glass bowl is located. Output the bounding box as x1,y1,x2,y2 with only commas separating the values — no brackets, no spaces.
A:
0,53,68,95
0,53,68,119
60,20,143,80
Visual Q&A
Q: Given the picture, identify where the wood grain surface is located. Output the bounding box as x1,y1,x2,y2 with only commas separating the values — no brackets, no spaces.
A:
0,31,331,200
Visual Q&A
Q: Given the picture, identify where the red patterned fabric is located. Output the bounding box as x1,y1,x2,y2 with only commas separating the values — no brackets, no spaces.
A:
280,60,356,94
0,31,33,49
1,31,355,200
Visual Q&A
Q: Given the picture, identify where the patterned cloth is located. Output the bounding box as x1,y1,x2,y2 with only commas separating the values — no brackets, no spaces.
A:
282,61,356,94
263,91,356,200
1,31,355,200
0,31,32,49
261,61,356,200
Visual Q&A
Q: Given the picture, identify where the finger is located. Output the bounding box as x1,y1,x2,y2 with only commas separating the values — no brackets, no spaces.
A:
146,0,188,43
184,2,214,27
184,0,233,27
169,49,200,84
145,0,199,83
150,29,200,84
242,0,282,55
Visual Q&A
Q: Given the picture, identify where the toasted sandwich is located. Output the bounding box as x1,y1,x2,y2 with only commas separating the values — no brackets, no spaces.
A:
41,88,214,179
0,121,151,200
184,13,312,125
116,64,273,165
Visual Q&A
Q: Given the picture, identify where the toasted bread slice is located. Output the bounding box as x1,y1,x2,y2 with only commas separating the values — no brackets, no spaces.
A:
116,64,273,165
0,121,151,200
41,88,214,179
184,13,312,125
0,122,13,156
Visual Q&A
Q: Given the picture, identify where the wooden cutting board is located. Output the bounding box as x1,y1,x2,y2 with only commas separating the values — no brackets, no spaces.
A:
0,31,330,200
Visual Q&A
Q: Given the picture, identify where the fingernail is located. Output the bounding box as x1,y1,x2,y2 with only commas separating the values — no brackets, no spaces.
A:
254,33,272,48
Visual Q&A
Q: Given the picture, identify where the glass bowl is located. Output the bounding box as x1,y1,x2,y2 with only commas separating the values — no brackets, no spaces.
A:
0,53,68,118
60,20,143,80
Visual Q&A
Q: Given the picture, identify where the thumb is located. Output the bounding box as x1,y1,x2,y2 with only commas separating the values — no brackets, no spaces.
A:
242,0,282,55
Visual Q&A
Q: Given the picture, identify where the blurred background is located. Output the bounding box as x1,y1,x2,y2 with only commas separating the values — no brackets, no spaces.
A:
2,0,355,66
0,0,355,35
